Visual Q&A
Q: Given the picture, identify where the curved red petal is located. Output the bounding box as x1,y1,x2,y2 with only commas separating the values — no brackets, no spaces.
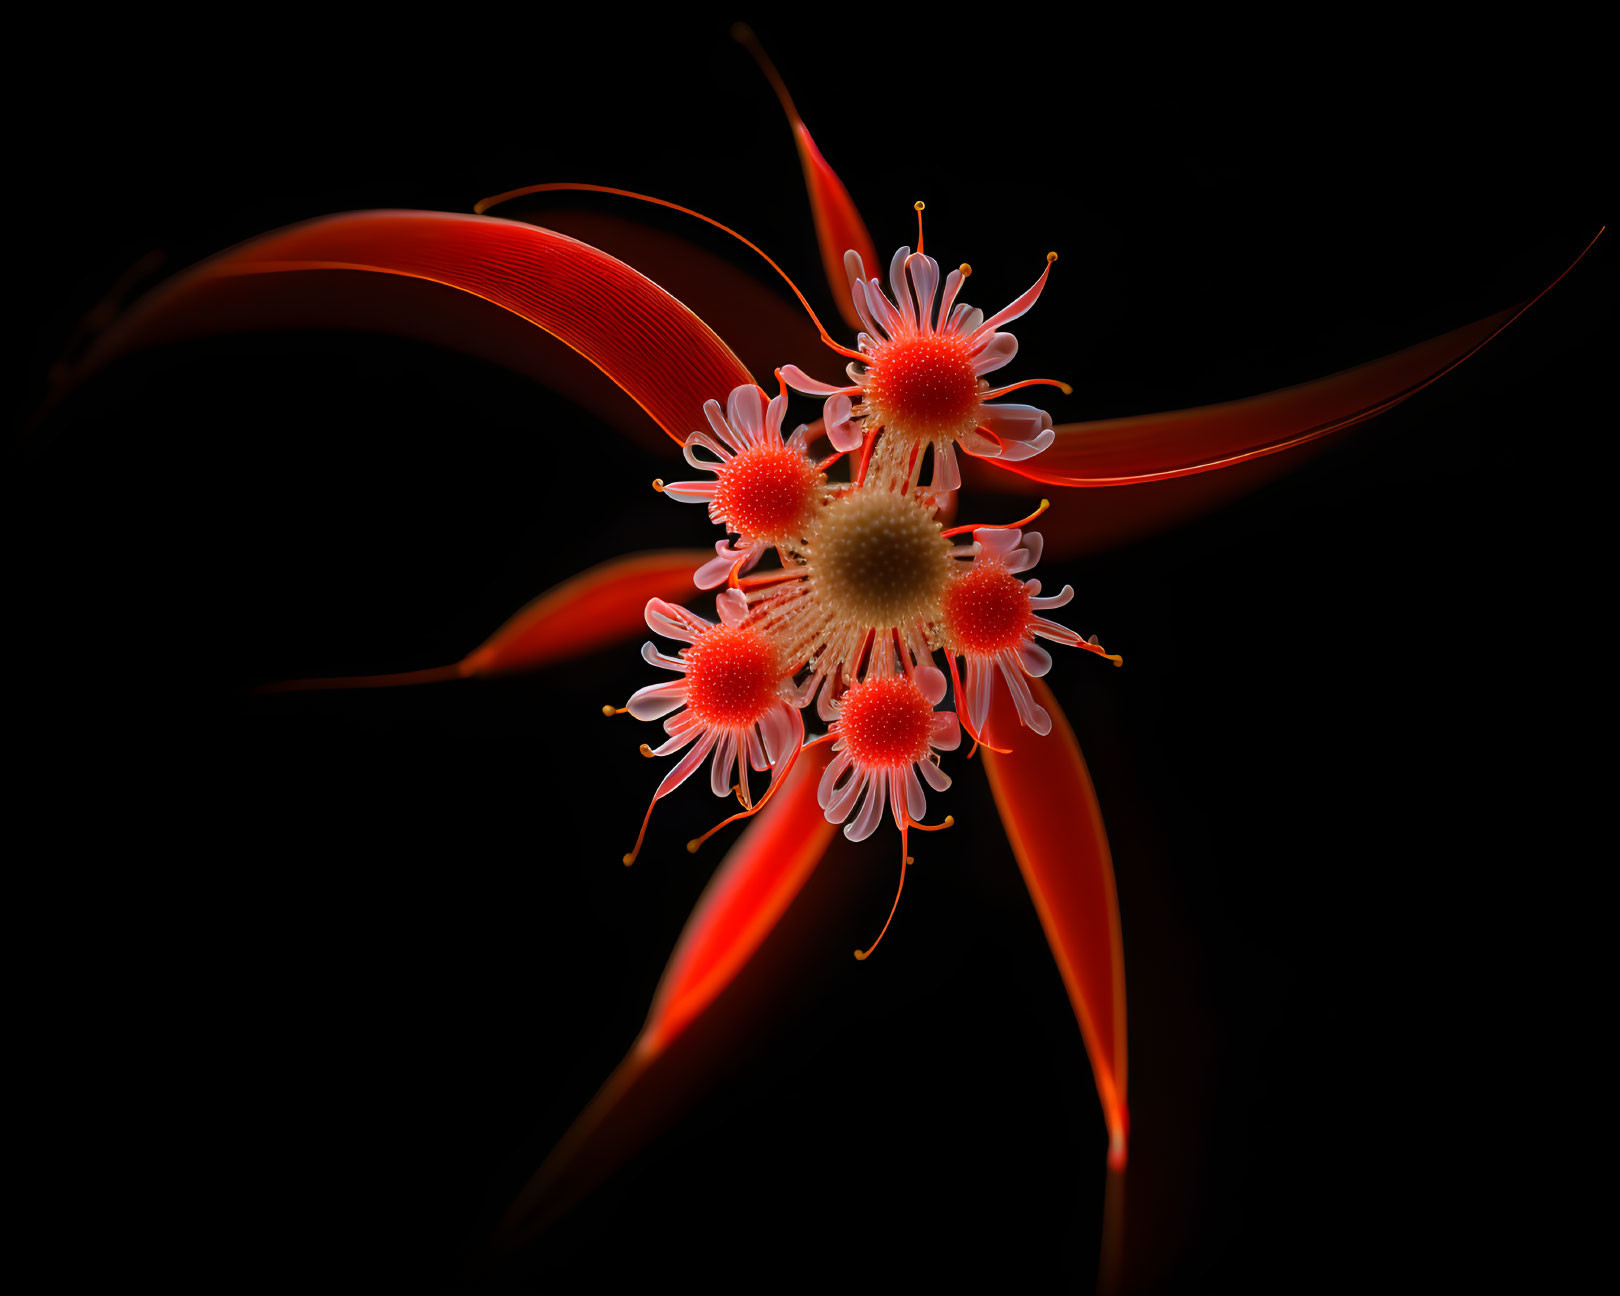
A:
735,26,878,331
260,549,709,692
503,208,824,395
79,210,756,447
464,549,712,678
981,677,1129,1168
793,121,881,333
488,744,837,1254
640,742,837,1057
978,228,1603,489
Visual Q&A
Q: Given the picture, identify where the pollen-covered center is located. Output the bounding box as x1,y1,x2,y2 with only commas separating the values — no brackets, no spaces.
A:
943,563,1032,654
838,674,934,769
808,489,951,628
714,443,819,542
864,333,981,441
682,625,779,728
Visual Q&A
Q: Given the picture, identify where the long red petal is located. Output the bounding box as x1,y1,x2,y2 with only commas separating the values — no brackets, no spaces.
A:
78,210,756,447
259,549,709,692
488,744,837,1254
498,208,823,395
981,677,1129,1169
640,743,838,1056
735,25,879,331
978,228,1604,489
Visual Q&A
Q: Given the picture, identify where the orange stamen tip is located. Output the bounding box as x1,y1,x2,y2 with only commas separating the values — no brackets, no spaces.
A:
1046,251,1059,264
622,852,637,867
1108,654,1124,667
652,478,665,493
914,200,925,212
1057,382,1073,395
959,263,972,278
685,839,701,854
602,704,620,717
638,743,656,758
852,949,869,961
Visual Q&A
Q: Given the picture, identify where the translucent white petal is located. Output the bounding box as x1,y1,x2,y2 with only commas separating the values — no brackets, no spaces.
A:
845,771,887,842
654,728,719,798
627,679,688,721
818,749,854,810
999,653,1052,735
715,587,750,626
825,394,865,452
989,427,1055,463
645,598,708,643
1017,639,1054,677
710,733,737,797
918,756,952,792
888,246,916,329
915,664,947,706
900,765,927,824
660,480,716,504
727,383,767,446
976,403,1052,445
908,254,940,330
780,365,858,398
971,332,1018,375
640,640,687,672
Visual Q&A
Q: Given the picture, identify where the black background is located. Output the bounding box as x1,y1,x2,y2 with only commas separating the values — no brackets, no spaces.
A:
10,11,1611,1293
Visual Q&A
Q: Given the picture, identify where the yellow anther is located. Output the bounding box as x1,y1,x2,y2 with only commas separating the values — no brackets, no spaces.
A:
652,478,665,492
638,743,656,758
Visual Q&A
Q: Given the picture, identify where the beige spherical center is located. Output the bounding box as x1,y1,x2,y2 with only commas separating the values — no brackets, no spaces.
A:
808,489,951,627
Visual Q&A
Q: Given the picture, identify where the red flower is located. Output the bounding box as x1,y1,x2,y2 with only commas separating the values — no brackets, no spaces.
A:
57,26,1602,1279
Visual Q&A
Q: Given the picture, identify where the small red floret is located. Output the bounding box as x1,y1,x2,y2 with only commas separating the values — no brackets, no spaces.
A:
684,626,779,727
866,334,980,437
713,443,818,540
839,674,934,768
943,563,1031,654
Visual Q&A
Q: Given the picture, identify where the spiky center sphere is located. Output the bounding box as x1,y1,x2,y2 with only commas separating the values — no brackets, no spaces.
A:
838,674,934,769
683,625,779,728
943,563,1031,654
808,489,951,628
864,333,981,441
714,443,819,542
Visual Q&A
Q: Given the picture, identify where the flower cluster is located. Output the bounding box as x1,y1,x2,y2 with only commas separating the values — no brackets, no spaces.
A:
618,224,1120,956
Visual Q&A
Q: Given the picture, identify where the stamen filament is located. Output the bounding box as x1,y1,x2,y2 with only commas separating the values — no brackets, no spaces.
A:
474,180,864,361
855,423,882,485
940,498,1050,538
980,377,1073,399
854,837,908,960
684,732,834,853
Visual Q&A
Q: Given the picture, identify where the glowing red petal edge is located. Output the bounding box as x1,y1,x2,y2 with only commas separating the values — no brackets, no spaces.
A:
734,23,880,331
258,549,711,692
984,227,1604,487
487,745,836,1254
78,210,757,446
981,676,1129,1170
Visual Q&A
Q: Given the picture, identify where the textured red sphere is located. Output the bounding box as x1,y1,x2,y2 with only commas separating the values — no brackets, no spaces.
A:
838,673,934,768
943,563,1031,654
683,626,779,727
